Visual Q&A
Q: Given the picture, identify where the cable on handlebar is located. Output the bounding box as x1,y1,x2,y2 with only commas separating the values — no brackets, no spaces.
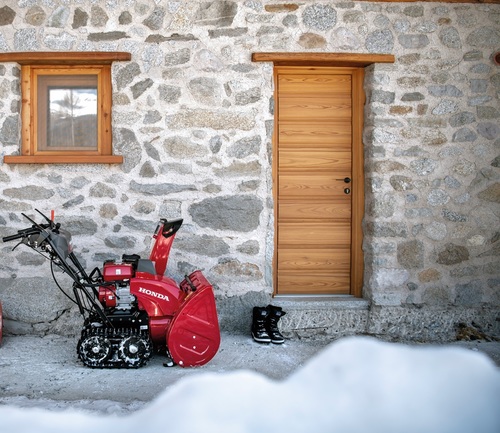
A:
50,261,81,308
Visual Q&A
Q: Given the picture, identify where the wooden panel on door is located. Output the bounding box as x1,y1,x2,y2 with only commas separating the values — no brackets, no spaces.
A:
278,248,351,271
278,150,351,172
279,121,351,150
277,273,351,294
278,222,351,247
279,200,351,221
278,74,352,94
279,174,350,198
279,96,351,120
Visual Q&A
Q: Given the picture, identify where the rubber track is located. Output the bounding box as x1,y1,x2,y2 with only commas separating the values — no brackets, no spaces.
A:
77,326,152,369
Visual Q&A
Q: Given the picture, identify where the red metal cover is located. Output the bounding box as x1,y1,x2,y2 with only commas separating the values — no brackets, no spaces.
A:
179,270,212,293
98,286,117,308
103,263,134,282
167,279,220,367
149,219,182,276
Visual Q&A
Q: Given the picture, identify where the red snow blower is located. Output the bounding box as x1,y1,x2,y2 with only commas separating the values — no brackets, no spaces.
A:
2,210,220,368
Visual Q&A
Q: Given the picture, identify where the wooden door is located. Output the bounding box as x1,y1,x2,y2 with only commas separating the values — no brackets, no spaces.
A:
274,66,364,296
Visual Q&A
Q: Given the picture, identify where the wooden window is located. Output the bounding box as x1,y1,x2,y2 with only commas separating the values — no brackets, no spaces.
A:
0,52,130,164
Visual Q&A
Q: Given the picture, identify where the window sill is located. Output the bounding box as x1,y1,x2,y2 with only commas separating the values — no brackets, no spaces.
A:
3,155,123,164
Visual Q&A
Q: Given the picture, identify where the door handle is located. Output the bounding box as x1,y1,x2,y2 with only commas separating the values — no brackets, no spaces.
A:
336,177,351,183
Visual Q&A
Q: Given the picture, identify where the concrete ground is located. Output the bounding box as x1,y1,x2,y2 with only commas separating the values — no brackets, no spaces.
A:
0,332,499,413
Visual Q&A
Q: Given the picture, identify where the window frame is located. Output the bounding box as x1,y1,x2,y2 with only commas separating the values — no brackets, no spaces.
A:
0,52,130,164
27,65,110,159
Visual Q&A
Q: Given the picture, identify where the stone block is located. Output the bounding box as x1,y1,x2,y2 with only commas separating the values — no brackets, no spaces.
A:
366,29,394,53
189,195,263,232
439,27,461,49
0,278,73,324
397,240,424,269
477,123,500,140
401,92,424,101
398,34,429,49
428,85,463,97
367,306,500,342
478,183,500,203
437,243,469,265
370,268,410,291
0,116,18,144
175,234,230,257
455,280,484,306
87,31,128,41
298,32,326,49
195,1,237,27
265,4,299,13
302,4,336,30
167,109,255,130
466,27,500,47
228,136,261,158
0,6,15,25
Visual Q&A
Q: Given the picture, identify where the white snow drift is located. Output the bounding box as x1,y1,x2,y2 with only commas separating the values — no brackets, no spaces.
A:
1,336,499,433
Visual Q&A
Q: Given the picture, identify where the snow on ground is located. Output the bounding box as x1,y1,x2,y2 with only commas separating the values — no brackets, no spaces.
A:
0,336,499,433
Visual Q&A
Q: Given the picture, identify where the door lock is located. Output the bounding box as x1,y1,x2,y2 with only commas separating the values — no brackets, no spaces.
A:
336,177,351,183
344,188,351,195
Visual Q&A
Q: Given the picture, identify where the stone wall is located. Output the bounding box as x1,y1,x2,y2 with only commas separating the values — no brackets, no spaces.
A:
0,1,498,340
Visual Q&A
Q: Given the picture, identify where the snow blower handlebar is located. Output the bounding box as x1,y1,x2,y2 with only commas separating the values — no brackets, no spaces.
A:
3,211,70,262
2,210,110,325
3,209,57,244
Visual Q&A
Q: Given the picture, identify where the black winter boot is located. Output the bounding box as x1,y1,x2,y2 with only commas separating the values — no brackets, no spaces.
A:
266,305,286,344
251,307,271,343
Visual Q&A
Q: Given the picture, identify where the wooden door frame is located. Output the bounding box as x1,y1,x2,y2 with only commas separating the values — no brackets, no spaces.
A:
252,53,395,298
350,68,365,298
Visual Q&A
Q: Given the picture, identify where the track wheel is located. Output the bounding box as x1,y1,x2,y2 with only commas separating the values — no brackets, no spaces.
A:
118,336,152,367
79,335,112,366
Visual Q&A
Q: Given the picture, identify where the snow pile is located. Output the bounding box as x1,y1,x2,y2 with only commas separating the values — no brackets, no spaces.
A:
1,337,499,433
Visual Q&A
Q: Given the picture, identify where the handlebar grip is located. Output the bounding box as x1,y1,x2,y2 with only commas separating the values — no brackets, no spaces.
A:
2,227,40,242
2,233,24,242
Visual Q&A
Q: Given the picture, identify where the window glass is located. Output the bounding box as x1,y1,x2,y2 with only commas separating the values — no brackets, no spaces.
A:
37,74,98,151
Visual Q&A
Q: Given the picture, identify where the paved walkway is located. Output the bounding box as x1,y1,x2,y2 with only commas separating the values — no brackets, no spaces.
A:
0,333,498,413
